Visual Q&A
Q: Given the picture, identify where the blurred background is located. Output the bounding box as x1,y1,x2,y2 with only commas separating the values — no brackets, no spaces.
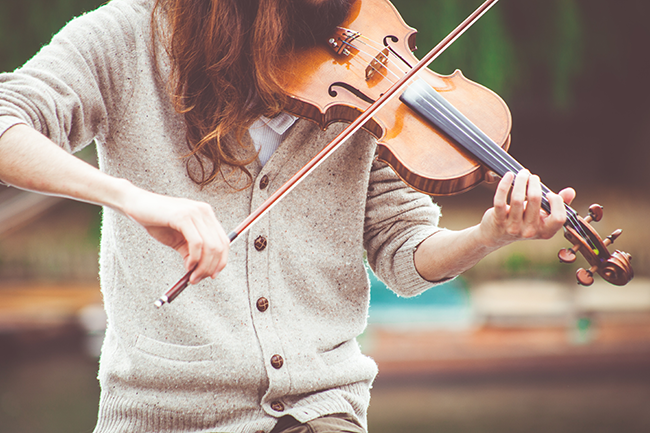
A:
1,0,649,432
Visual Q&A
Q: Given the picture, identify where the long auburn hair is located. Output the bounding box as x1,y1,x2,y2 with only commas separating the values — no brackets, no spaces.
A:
152,0,292,188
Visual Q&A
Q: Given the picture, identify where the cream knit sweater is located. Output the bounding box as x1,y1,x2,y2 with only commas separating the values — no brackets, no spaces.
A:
0,0,443,432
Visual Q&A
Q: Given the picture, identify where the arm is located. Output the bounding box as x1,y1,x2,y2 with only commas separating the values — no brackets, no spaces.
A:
363,159,444,296
0,4,229,284
414,170,576,281
0,124,229,284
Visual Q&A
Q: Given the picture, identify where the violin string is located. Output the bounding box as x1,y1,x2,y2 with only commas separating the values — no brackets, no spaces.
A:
343,44,402,82
333,33,596,252
350,30,416,70
349,44,592,250
354,35,412,75
443,105,591,249
414,89,590,243
407,82,595,249
332,28,411,73
338,39,406,82
342,35,407,84
349,45,592,250
333,49,395,91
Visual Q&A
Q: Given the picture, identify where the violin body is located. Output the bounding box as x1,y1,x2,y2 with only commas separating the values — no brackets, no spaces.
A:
279,0,511,195
278,0,632,287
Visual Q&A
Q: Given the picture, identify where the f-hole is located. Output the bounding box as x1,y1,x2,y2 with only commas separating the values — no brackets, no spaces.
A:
328,82,376,104
383,35,413,69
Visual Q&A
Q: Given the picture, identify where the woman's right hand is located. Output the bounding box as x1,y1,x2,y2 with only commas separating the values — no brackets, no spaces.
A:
0,124,230,284
119,185,230,284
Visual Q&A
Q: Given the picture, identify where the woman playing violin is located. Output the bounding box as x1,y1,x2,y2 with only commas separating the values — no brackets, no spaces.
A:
0,0,574,431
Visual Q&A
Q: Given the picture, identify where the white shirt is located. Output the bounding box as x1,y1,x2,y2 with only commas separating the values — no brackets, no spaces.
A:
248,112,298,165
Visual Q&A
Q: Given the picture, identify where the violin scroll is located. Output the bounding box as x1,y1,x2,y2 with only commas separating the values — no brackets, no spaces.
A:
558,204,633,286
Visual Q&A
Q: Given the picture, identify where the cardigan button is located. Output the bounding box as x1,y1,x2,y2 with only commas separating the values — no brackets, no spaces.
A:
259,175,270,190
256,297,269,312
254,236,267,251
271,354,284,369
271,401,285,412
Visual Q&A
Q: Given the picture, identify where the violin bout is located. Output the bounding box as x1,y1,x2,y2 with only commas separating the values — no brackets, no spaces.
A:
558,204,633,286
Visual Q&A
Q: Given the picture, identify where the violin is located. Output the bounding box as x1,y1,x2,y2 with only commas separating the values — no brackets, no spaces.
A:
155,0,632,307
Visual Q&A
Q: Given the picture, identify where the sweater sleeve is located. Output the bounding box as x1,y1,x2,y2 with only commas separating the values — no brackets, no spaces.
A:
363,158,448,297
0,0,139,153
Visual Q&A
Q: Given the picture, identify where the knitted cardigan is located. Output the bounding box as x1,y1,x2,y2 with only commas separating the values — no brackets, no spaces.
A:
0,1,443,432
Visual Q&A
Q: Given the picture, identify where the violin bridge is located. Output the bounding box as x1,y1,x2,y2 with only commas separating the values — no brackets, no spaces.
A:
366,48,389,81
328,27,360,57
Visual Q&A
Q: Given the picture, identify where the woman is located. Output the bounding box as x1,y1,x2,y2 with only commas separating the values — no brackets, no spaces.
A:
0,0,573,431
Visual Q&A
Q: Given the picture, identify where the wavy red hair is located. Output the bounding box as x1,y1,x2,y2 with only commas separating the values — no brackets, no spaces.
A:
152,0,292,188
153,0,351,188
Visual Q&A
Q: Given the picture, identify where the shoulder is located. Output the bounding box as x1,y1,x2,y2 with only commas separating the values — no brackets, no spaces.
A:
35,0,158,73
54,0,155,42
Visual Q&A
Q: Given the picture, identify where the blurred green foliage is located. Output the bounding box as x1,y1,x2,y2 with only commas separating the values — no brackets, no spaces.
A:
392,0,584,108
501,251,572,280
0,0,104,71
390,0,646,117
393,0,518,100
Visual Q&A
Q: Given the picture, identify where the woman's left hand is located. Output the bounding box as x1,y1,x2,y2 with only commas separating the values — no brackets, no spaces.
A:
477,170,576,248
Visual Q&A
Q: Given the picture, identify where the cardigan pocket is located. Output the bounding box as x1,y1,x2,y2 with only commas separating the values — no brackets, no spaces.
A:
318,339,361,366
134,334,214,362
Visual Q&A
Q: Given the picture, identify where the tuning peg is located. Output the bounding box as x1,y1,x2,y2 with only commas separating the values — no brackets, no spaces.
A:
558,246,578,263
606,229,622,244
560,203,633,287
576,267,595,286
587,204,604,222
558,204,605,264
574,228,625,286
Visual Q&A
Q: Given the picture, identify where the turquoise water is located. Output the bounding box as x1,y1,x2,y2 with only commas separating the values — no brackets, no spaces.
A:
366,267,473,328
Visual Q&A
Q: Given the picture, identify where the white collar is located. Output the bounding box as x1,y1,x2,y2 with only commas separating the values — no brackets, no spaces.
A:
257,112,298,135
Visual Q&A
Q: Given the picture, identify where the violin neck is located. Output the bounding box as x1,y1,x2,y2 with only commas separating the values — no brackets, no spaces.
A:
401,79,560,213
401,80,517,175
399,79,605,251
